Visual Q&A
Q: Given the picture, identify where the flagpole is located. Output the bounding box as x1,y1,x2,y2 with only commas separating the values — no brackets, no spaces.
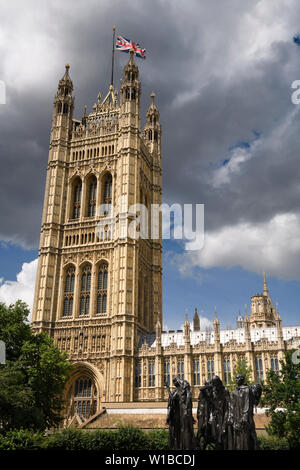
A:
111,25,116,87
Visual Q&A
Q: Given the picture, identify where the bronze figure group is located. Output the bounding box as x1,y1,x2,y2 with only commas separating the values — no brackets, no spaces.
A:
166,373,262,451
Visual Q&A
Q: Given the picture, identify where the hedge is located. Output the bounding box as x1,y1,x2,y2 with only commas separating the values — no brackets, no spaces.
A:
0,426,289,451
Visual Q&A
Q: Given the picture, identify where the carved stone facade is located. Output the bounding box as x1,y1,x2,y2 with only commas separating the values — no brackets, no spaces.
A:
32,54,300,423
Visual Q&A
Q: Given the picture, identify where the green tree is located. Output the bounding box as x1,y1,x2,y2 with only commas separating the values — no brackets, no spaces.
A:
0,301,32,361
20,332,73,429
0,301,73,431
261,350,300,450
228,357,253,393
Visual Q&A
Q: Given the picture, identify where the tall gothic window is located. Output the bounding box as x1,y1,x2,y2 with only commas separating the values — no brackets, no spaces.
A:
224,357,231,385
207,357,214,380
177,359,184,380
80,265,91,315
135,361,142,388
73,179,82,219
88,176,97,217
148,361,155,387
67,376,98,420
97,263,108,315
164,360,170,386
193,359,200,386
63,266,75,317
271,356,279,374
255,356,264,383
102,173,112,216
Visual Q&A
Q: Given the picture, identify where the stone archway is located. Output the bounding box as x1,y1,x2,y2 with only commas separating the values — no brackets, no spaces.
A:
64,361,104,423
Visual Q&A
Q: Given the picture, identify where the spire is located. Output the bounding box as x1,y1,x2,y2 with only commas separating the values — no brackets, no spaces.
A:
184,312,191,342
263,272,269,297
213,306,219,325
193,308,200,331
149,92,158,111
58,63,73,90
120,47,140,124
123,48,139,77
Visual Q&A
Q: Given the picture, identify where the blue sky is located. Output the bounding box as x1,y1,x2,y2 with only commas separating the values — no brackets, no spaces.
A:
162,240,300,329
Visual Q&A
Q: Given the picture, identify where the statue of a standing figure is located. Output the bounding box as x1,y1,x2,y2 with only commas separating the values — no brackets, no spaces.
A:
165,376,181,450
196,380,213,449
165,376,196,450
231,374,262,450
210,375,232,450
180,379,196,450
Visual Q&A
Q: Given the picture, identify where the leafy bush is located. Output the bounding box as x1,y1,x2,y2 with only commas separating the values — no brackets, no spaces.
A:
44,428,87,450
114,425,149,450
146,429,169,450
0,429,44,450
257,434,289,450
0,426,290,451
83,429,118,450
44,426,149,451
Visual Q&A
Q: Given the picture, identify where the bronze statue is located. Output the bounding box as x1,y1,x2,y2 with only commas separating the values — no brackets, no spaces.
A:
165,376,181,450
196,380,213,449
231,374,262,450
165,376,196,450
210,375,232,450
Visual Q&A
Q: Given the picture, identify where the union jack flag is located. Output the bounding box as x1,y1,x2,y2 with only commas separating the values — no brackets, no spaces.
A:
115,35,146,59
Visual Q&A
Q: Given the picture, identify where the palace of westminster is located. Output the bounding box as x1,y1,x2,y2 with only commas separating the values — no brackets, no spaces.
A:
32,51,300,424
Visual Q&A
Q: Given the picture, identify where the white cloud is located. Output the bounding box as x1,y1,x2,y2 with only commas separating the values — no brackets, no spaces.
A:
183,212,300,280
0,258,38,320
212,146,254,188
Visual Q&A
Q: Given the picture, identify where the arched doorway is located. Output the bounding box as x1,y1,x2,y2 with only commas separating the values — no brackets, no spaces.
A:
67,375,98,420
65,362,103,422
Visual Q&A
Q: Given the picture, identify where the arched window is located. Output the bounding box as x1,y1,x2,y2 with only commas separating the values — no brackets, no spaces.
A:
63,103,68,114
103,173,112,202
87,176,97,217
67,375,98,420
57,102,62,114
80,265,91,315
102,173,112,216
72,179,82,219
224,357,231,385
97,263,108,315
63,266,75,317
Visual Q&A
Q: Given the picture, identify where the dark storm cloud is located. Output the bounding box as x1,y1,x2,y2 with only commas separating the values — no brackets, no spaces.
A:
1,0,300,278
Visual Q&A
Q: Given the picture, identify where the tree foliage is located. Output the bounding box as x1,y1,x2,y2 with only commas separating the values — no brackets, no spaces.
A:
0,301,32,361
228,357,254,393
0,301,73,431
261,350,300,449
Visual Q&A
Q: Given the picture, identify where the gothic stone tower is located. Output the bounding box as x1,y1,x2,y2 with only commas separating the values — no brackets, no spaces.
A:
32,51,162,414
